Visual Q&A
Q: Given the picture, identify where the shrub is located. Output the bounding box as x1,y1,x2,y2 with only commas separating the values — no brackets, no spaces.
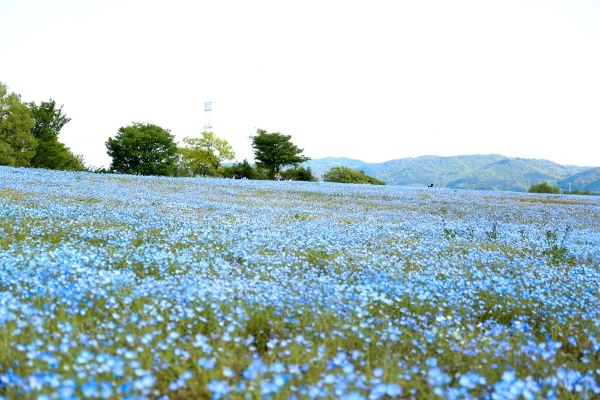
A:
528,182,560,194
281,166,317,182
220,159,263,179
567,190,593,196
323,166,385,185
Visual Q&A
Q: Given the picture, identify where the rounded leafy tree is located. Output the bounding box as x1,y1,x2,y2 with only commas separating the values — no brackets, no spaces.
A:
106,122,178,176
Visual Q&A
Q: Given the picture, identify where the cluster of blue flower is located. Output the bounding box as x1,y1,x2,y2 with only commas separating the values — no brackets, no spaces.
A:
1,166,599,399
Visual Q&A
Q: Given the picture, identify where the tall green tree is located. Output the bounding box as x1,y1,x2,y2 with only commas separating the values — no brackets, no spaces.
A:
106,122,178,176
179,131,235,176
0,82,36,167
28,99,85,171
250,128,309,179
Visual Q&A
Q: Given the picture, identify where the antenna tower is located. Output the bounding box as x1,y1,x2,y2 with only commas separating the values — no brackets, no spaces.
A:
203,101,212,131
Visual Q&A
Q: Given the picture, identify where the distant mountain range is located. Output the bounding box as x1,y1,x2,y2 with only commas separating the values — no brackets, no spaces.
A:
303,155,600,193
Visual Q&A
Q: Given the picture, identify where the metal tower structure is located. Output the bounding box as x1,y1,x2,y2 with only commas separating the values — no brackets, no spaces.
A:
203,101,212,131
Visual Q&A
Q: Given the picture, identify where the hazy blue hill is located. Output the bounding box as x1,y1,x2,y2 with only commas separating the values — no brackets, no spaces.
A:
359,155,506,187
558,167,600,193
446,158,585,191
302,157,368,180
305,154,593,192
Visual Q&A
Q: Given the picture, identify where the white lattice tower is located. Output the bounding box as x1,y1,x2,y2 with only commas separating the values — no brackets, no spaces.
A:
203,101,212,130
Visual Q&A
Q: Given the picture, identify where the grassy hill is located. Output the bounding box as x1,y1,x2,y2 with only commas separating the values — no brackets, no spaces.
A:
304,155,595,192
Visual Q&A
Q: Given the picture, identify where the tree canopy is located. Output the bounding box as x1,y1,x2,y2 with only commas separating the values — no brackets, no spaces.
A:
106,122,178,176
0,82,36,167
29,99,85,171
250,129,309,179
29,99,71,139
323,166,385,185
179,132,235,176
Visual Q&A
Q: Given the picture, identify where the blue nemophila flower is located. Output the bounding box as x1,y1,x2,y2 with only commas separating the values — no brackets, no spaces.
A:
106,356,126,378
81,378,98,398
242,358,267,380
261,374,292,397
57,378,77,400
427,366,451,387
198,357,216,370
342,393,366,400
76,349,94,364
99,381,113,399
119,381,132,394
207,379,229,399
458,371,486,390
369,382,402,399
372,368,384,379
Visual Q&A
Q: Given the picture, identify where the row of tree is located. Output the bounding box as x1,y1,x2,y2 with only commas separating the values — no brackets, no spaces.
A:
105,125,384,184
2,81,383,184
0,82,85,170
104,123,317,180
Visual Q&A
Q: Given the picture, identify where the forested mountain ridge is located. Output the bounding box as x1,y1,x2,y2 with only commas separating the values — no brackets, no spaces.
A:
303,155,597,192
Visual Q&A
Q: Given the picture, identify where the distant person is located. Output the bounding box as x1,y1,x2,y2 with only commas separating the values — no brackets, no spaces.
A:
275,172,282,181
428,183,434,188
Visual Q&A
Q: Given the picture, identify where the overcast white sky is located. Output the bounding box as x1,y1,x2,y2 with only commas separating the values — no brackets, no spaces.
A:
1,0,599,168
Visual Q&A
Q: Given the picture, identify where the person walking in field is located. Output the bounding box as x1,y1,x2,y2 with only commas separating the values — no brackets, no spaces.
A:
275,172,282,181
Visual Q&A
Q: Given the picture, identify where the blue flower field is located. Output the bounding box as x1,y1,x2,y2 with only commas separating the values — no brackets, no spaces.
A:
1,166,599,399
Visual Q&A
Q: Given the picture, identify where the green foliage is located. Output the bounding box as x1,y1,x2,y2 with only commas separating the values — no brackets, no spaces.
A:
29,98,70,139
105,122,178,176
542,226,572,264
281,165,317,181
28,99,86,171
220,161,316,181
30,139,86,171
485,222,499,241
250,128,310,179
528,182,561,194
179,132,235,177
221,159,264,179
322,165,385,185
0,82,36,167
